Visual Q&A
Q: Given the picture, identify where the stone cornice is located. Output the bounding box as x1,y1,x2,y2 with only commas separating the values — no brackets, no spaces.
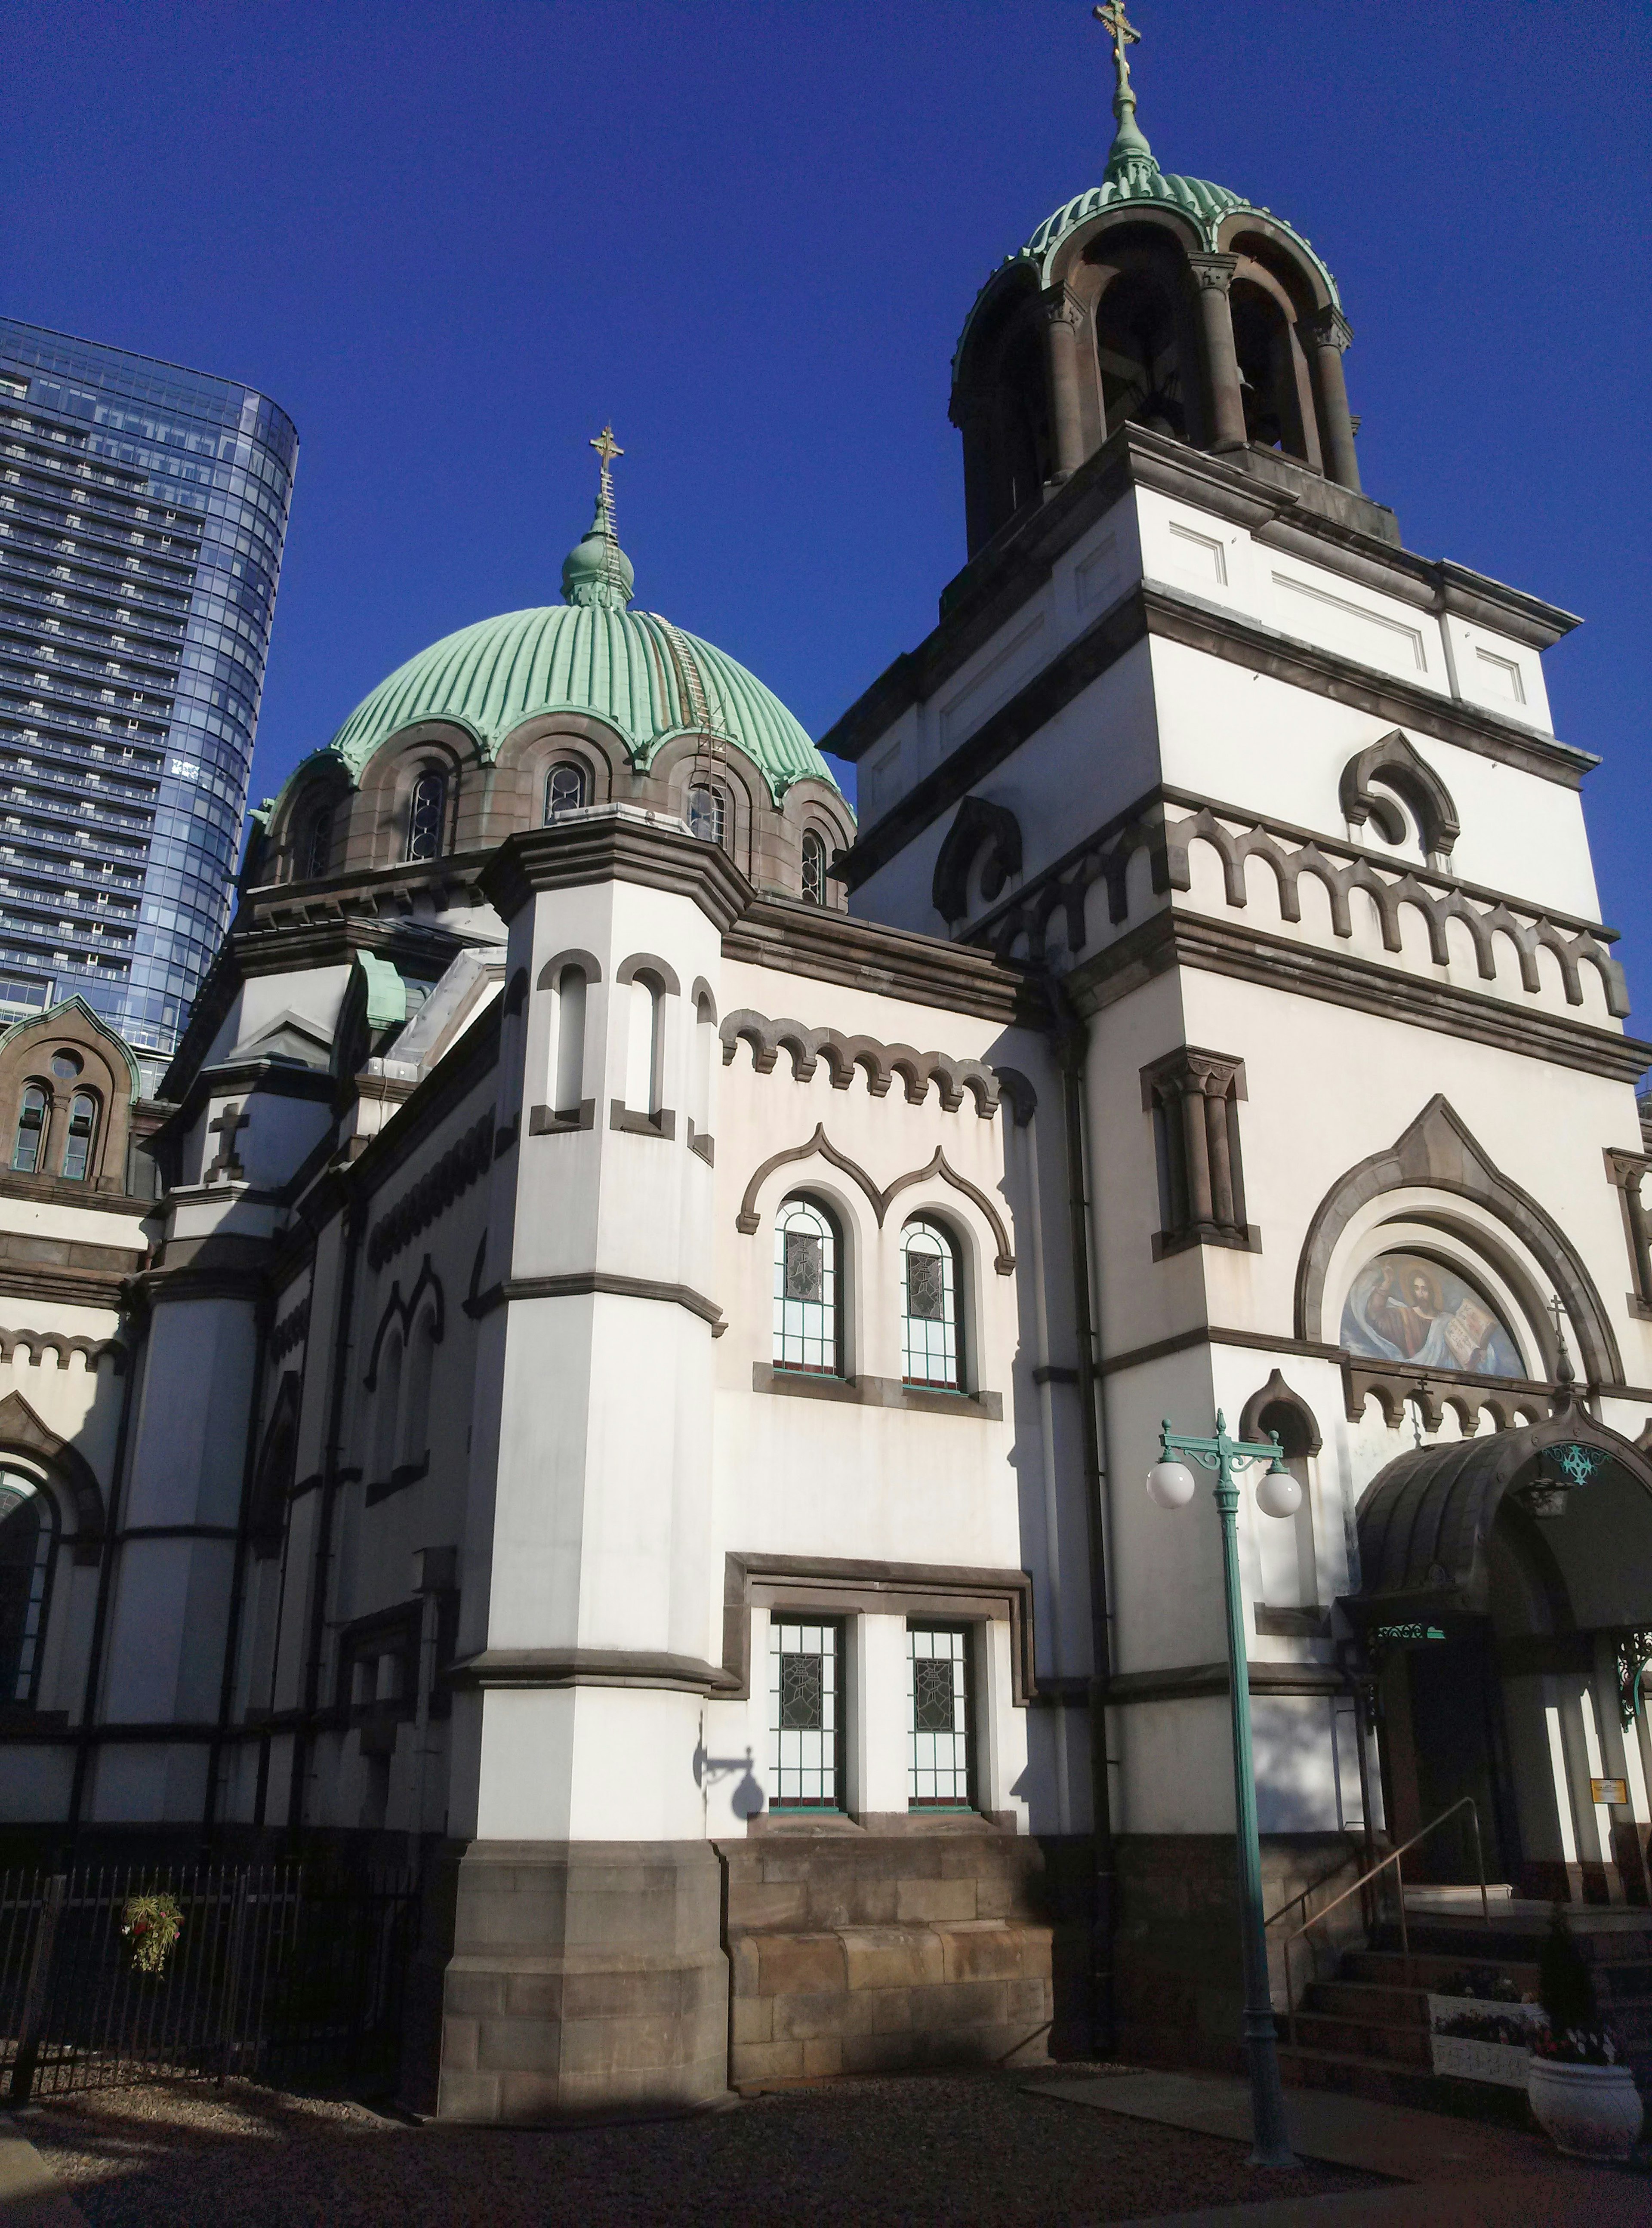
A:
823,424,1580,773
838,580,1594,891
1066,906,1652,1083
481,807,750,931
724,893,1041,1028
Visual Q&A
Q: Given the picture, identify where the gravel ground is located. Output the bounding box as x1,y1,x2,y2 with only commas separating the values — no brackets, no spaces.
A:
22,2069,1388,2227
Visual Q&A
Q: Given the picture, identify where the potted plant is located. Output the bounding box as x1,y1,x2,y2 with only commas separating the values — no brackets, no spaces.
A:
120,1891,184,1978
1526,1905,1643,2161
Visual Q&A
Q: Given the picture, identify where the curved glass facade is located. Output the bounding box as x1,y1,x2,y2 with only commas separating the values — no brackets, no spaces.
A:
0,321,296,1089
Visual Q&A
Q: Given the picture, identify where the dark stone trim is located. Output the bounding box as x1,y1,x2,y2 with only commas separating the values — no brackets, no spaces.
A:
721,894,1041,1029
1032,1365,1079,1386
364,1455,431,1507
0,1230,146,1278
481,811,750,931
1105,1660,1343,1704
722,1552,1038,1706
1063,907,1652,1084
933,795,1023,923
1295,1093,1624,1387
0,1387,105,1556
366,1111,493,1271
608,1101,676,1140
470,1270,723,1329
751,1364,1002,1421
0,1267,130,1310
536,946,603,988
363,1256,444,1388
1339,731,1460,859
720,1009,1003,1119
528,1100,596,1135
734,1124,1015,1271
613,951,681,995
447,1647,739,1696
1254,1606,1331,1639
1239,1369,1323,1458
686,1119,715,1167
1097,1325,1345,1379
0,1171,153,1217
115,1525,238,1543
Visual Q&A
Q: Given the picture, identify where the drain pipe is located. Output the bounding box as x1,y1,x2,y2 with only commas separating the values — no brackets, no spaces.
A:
1054,987,1117,2053
288,1194,362,1835
66,1287,147,1845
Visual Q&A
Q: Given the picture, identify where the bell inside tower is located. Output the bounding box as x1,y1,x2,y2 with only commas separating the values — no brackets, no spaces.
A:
1094,267,1187,440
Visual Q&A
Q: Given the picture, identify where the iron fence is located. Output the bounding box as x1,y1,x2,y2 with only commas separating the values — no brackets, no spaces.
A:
0,1861,419,2102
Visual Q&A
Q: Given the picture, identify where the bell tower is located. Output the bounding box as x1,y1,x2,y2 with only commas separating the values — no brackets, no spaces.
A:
950,4,1369,558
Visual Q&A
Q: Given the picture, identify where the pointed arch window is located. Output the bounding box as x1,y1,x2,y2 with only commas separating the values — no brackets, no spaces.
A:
11,1086,46,1174
687,783,725,845
901,1217,962,1389
545,761,586,821
61,1093,96,1183
305,805,333,879
405,770,447,862
372,1329,404,1488
801,831,827,906
774,1195,842,1375
0,1469,57,1704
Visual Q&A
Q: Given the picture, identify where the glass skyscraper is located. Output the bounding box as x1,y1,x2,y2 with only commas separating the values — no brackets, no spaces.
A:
0,320,296,1088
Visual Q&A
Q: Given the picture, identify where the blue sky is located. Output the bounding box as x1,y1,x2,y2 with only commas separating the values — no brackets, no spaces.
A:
9,2,1650,995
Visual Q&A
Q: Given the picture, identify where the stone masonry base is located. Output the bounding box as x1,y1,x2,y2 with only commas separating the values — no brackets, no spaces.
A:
433,1840,730,2123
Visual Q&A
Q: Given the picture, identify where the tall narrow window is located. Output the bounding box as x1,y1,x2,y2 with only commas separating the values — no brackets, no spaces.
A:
400,1310,437,1472
625,974,665,1117
0,1470,56,1705
372,1330,404,1488
901,1217,961,1388
690,993,715,1143
774,1195,841,1374
687,783,725,845
768,1617,843,1808
552,965,586,1119
11,1086,46,1174
907,1625,973,1808
305,807,333,879
61,1094,96,1182
544,762,586,820
801,830,827,905
405,770,447,862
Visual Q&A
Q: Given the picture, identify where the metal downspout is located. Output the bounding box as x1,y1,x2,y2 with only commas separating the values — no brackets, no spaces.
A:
65,1287,147,1845
288,1197,362,1836
203,1295,272,1839
1055,992,1117,2052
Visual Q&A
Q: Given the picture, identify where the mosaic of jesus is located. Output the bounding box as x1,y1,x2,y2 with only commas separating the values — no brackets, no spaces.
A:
1341,1251,1523,1377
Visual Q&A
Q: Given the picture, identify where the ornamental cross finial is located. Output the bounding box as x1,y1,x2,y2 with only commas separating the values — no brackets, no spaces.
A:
1094,1,1140,89
589,424,624,597
589,424,623,474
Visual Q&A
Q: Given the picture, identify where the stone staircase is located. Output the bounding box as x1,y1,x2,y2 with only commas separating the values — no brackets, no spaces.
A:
1278,1905,1652,2120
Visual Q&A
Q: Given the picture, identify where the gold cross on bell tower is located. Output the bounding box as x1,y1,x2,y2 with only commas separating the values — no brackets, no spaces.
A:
1094,0,1140,86
588,425,624,598
589,424,624,474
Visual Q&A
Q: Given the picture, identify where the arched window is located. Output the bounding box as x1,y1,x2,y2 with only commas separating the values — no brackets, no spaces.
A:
687,784,725,845
544,762,586,821
1094,269,1186,440
61,1093,96,1183
623,972,666,1119
1230,282,1309,459
305,806,333,879
901,1217,962,1389
690,992,715,1140
0,1469,57,1704
372,1329,404,1487
405,770,447,862
552,965,587,1119
11,1086,46,1174
401,1310,437,1471
774,1195,841,1376
801,831,827,906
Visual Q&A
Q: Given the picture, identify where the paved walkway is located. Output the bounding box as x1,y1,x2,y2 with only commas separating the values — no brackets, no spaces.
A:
0,2118,87,2228
1040,2068,1649,2225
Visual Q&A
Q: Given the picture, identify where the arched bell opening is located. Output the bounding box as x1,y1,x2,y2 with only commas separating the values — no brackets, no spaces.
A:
1092,265,1191,441
1230,278,1312,462
1350,1411,1652,1903
952,277,1053,556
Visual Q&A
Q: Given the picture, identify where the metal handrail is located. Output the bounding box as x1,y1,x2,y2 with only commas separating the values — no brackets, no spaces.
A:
1270,1795,1490,2044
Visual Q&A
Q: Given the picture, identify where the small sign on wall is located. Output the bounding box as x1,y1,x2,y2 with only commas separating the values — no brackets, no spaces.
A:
1590,1777,1629,1806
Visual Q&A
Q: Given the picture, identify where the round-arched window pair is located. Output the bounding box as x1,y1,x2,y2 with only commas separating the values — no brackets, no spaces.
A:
10,1074,97,1182
771,1197,962,1390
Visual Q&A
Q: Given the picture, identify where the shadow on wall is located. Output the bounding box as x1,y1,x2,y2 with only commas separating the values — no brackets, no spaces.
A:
694,1740,764,1820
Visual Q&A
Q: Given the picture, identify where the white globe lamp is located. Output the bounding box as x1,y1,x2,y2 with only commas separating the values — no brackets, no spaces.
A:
1146,1458,1197,1510
1255,1458,1303,1520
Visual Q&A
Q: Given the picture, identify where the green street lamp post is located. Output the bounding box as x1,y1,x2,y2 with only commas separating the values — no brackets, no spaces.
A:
1147,1413,1302,2171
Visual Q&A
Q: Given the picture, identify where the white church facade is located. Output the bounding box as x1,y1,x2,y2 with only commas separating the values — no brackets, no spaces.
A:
3,29,1652,2121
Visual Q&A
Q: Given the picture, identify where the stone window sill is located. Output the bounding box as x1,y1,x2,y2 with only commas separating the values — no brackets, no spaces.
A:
529,1100,595,1135
752,1365,1002,1421
364,1453,429,1507
609,1101,676,1140
1253,1603,1331,1639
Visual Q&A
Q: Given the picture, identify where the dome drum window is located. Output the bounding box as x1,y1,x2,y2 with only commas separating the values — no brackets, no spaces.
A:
687,783,726,847
801,830,828,905
405,770,448,863
544,762,586,821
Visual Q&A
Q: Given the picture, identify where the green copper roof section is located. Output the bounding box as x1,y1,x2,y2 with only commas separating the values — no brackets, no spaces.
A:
1021,173,1340,302
321,602,841,804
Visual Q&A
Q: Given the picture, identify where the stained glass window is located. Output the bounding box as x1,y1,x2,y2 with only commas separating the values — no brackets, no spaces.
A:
774,1196,840,1374
687,784,725,844
305,807,332,878
768,1618,842,1806
406,770,447,862
11,1085,46,1174
908,1625,971,1806
801,830,827,905
901,1218,960,1387
61,1093,96,1182
0,1470,56,1704
545,762,586,820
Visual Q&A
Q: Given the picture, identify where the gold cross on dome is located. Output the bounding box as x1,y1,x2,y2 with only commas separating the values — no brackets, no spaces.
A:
589,425,624,472
1094,1,1140,75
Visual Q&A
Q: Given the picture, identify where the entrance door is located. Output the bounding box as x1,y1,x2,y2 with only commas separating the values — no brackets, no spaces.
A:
1402,1635,1512,1883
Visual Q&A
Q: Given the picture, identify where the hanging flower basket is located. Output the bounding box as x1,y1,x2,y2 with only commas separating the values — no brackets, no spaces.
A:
120,1892,184,1975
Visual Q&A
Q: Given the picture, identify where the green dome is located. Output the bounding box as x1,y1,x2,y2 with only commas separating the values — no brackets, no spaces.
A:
321,601,841,805
1018,171,1340,303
